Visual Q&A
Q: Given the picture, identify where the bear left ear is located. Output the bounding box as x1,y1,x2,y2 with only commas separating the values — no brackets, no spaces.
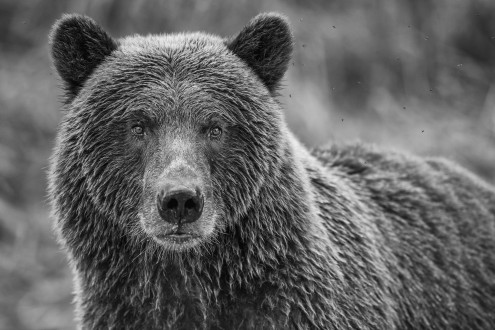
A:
49,14,118,100
226,13,293,93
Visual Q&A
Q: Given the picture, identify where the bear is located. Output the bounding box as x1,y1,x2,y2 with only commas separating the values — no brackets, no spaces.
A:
47,12,495,330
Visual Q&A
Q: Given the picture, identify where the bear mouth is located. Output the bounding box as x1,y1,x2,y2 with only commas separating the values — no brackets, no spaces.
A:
139,208,218,250
154,231,201,245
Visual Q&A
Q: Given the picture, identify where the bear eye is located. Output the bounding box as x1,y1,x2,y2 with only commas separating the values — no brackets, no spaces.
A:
209,126,222,139
131,124,145,136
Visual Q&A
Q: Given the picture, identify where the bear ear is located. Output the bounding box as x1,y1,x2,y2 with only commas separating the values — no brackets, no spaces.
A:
49,14,118,99
226,13,293,93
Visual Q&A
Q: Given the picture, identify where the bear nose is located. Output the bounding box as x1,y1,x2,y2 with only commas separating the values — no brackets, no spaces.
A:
157,187,203,224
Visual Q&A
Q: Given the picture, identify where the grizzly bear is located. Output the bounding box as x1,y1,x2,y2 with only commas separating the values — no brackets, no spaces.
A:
48,12,495,329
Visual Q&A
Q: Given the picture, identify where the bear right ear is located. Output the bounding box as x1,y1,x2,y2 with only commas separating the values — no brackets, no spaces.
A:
226,13,293,93
49,14,117,99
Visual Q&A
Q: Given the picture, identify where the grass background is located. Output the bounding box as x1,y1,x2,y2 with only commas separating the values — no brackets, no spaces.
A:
1,0,494,329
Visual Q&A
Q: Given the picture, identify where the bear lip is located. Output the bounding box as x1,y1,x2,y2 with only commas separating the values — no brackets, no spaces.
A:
155,232,200,244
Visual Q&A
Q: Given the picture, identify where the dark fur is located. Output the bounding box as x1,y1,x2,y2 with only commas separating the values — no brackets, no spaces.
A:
48,13,495,329
49,14,118,99
227,13,293,93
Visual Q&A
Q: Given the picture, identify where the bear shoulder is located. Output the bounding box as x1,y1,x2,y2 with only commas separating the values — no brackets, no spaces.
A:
310,142,495,328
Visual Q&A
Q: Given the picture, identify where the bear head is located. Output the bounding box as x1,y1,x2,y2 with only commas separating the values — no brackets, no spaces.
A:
49,13,293,252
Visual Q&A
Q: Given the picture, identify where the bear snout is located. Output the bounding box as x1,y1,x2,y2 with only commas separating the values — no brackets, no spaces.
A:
155,163,205,227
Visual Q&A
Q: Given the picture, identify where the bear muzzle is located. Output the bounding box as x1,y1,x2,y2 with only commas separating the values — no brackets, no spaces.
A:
155,159,205,230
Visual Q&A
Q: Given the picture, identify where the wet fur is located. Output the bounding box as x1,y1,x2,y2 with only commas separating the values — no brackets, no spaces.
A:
48,13,495,330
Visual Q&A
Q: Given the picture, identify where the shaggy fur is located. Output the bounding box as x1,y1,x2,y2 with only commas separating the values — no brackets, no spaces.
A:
48,13,495,330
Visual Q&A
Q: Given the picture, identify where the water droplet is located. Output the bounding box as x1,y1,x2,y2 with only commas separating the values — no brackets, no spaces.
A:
422,130,425,133
332,26,336,29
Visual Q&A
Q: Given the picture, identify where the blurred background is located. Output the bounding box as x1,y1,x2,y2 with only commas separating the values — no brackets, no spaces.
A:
1,0,494,329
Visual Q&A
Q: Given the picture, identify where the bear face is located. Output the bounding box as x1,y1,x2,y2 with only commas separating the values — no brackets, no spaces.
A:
49,14,293,252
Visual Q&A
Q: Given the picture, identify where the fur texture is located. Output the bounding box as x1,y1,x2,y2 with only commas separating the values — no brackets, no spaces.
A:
49,14,118,99
48,13,495,330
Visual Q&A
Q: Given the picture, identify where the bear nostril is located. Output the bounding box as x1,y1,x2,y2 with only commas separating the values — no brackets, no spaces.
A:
184,198,196,210
167,198,179,210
